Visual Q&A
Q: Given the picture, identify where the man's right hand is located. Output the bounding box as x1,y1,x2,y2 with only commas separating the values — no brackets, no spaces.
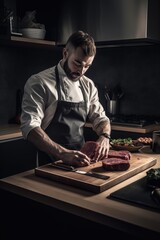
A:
27,127,91,167
57,150,91,167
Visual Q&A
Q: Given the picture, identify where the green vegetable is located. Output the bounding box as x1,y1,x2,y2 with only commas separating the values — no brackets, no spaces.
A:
146,168,160,187
110,138,133,146
146,168,160,181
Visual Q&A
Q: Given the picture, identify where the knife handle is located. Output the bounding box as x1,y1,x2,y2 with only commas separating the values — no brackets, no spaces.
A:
51,163,74,171
86,172,110,180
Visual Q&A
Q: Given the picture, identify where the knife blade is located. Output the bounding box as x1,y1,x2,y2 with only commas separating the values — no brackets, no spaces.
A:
50,163,110,180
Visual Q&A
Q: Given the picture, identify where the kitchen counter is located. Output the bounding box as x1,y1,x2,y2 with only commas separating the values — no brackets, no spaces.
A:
0,124,22,141
1,123,160,141
85,122,160,133
0,152,160,239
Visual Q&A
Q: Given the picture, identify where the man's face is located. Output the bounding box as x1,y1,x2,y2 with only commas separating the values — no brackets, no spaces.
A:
62,47,95,81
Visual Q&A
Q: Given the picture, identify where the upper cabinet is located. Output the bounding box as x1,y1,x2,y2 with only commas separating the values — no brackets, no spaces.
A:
57,0,160,47
0,0,59,47
16,0,60,42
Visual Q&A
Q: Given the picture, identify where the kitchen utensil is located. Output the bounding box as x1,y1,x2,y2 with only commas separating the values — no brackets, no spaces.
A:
107,100,119,116
20,28,46,39
50,162,109,180
104,93,110,101
110,142,143,153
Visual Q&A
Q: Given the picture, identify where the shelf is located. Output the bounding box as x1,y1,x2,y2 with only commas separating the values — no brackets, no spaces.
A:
0,35,57,49
11,36,56,47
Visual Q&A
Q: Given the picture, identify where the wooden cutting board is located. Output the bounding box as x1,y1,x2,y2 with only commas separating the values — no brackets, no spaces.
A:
35,154,157,193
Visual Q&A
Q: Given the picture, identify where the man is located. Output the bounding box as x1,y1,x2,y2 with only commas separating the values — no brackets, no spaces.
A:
20,30,111,167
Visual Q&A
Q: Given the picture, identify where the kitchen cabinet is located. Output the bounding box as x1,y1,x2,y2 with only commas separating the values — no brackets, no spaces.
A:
1,0,59,42
0,136,37,178
0,0,59,47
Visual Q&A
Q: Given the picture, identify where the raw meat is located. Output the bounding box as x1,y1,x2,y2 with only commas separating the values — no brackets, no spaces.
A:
108,150,131,160
80,141,100,159
102,158,130,171
80,141,131,171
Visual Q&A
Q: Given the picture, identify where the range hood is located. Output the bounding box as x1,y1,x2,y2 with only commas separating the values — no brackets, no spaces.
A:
57,0,160,47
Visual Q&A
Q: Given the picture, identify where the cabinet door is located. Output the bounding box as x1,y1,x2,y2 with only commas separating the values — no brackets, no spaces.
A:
0,137,37,178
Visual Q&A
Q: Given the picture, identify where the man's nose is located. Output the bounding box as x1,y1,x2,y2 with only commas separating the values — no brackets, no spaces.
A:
78,65,85,74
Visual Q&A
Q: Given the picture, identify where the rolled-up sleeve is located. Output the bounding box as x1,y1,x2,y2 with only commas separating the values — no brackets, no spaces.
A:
81,77,110,133
20,76,45,138
20,70,58,139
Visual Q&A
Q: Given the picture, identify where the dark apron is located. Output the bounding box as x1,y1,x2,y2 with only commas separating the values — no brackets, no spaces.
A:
38,66,87,166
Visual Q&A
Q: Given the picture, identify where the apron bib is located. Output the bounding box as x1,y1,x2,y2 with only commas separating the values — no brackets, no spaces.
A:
38,66,87,165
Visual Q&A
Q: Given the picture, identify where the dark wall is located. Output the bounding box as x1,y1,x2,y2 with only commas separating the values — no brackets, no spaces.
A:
0,45,62,123
0,43,160,124
87,44,160,117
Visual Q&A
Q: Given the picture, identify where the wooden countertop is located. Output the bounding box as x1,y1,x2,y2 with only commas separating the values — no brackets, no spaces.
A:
0,152,160,238
85,122,160,133
0,124,22,141
1,123,160,141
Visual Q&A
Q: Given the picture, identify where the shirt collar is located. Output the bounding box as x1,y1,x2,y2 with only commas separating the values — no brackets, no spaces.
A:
57,60,66,79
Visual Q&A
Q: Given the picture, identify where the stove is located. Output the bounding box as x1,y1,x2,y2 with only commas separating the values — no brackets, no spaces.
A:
110,115,158,128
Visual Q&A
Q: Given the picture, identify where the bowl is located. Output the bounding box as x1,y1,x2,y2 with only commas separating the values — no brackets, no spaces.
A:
110,139,144,153
20,28,46,40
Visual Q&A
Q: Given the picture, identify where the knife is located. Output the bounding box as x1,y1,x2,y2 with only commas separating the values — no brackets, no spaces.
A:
50,162,110,180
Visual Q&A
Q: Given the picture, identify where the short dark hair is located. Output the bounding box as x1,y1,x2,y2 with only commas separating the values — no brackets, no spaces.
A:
65,30,96,57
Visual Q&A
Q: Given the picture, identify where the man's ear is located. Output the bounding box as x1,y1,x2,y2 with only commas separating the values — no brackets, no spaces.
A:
63,48,68,59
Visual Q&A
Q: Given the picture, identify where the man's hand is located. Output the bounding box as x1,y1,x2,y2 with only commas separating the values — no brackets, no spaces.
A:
57,150,91,167
92,137,110,162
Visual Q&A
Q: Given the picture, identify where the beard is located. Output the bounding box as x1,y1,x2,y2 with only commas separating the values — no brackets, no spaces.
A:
63,59,81,81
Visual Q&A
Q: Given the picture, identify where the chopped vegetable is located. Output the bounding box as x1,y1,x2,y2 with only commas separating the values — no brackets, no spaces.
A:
110,138,134,146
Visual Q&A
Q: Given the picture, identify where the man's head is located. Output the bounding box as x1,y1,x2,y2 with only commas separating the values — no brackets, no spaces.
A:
61,31,96,81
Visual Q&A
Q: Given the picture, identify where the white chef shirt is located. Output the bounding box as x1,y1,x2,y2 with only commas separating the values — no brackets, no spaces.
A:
20,61,110,139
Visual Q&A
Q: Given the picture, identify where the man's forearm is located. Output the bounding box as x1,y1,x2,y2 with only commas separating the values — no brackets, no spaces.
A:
95,120,111,137
27,127,66,159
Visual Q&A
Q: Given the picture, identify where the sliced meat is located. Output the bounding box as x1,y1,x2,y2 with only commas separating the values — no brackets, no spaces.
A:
80,141,100,159
102,158,130,171
108,150,131,160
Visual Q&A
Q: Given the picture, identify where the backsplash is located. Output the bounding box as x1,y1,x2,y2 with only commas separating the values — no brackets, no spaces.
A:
87,44,160,117
0,43,160,124
0,45,61,124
